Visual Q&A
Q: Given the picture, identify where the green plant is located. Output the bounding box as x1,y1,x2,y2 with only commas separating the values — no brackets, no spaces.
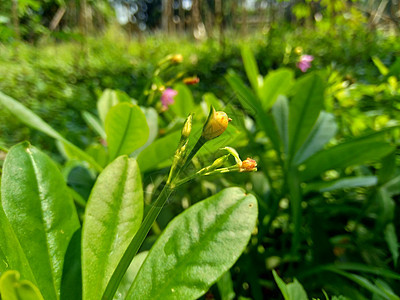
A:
226,46,400,298
0,82,258,300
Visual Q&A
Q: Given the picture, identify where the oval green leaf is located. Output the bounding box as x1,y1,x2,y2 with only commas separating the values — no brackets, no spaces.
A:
105,103,149,161
1,142,80,300
82,156,144,300
126,187,258,300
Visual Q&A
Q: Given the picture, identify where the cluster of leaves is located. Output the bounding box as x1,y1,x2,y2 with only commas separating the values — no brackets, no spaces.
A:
0,83,258,299
1,26,400,299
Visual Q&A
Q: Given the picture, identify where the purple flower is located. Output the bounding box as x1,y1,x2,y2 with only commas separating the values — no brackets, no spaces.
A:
297,55,314,72
161,88,177,110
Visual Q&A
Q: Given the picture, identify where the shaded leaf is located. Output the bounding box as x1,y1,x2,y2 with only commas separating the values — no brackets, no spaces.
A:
384,223,399,267
217,271,235,300
289,73,324,159
293,111,337,166
300,131,395,181
241,45,261,94
272,95,289,156
304,176,377,194
115,252,148,300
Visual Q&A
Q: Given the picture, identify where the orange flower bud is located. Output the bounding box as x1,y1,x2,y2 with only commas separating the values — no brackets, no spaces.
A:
183,76,200,85
201,107,232,141
240,158,257,172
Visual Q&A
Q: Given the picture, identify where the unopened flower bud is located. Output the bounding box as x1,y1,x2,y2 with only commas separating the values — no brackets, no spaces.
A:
181,114,193,139
171,54,183,64
183,76,200,85
240,158,257,172
202,106,232,141
210,154,230,169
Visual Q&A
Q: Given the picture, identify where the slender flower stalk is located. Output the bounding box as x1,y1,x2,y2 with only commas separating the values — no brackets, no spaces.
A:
102,107,239,300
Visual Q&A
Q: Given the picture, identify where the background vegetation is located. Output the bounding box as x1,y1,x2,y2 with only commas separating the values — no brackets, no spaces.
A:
1,0,400,299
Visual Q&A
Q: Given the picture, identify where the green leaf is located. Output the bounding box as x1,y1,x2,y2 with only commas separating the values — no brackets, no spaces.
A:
82,156,143,300
241,45,261,94
115,252,148,300
384,223,399,268
304,176,378,194
0,91,63,141
137,130,180,172
0,205,36,285
293,111,337,166
203,93,223,111
0,91,103,172
260,68,294,109
97,89,120,125
372,56,389,76
0,270,44,300
82,111,106,140
170,84,194,117
105,103,149,161
289,73,325,160
1,142,80,300
272,270,289,300
132,107,159,157
301,263,400,281
217,271,235,300
60,230,82,300
375,188,395,230
127,187,258,300
272,95,289,156
287,279,308,300
378,151,397,185
327,268,399,300
300,131,395,181
226,70,281,158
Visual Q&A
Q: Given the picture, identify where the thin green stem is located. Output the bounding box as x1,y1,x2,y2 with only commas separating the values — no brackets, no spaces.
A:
101,184,173,300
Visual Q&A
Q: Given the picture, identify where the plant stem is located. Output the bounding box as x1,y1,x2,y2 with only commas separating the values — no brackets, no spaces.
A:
101,183,173,300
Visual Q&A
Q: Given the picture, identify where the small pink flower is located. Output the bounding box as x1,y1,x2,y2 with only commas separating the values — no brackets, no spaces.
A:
297,55,314,72
161,88,177,110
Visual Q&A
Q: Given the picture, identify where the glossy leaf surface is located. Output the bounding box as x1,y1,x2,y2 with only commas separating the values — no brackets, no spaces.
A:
1,142,80,300
82,156,143,300
127,187,257,300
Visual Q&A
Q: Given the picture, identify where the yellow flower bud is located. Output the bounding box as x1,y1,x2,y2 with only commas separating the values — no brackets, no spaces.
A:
181,114,193,139
171,54,183,64
201,106,232,141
